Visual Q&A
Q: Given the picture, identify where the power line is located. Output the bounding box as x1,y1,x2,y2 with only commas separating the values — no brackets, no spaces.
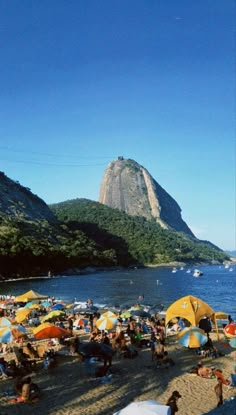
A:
0,146,113,159
0,157,107,167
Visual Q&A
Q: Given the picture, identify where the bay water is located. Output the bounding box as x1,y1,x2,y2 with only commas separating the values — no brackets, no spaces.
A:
0,265,235,319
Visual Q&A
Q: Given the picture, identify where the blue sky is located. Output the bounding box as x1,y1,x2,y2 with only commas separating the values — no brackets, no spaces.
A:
0,1,235,250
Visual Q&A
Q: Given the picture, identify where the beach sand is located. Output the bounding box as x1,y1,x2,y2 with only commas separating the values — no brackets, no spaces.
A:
0,332,235,415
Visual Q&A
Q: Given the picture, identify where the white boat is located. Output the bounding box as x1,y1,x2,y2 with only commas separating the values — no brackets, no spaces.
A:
193,269,203,277
224,263,230,269
186,269,191,274
172,267,177,273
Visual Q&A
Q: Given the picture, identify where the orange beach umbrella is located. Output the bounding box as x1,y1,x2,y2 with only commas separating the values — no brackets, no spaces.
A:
33,323,70,339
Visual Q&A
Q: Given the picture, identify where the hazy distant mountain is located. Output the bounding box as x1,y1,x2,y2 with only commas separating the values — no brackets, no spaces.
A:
99,157,195,237
225,250,236,257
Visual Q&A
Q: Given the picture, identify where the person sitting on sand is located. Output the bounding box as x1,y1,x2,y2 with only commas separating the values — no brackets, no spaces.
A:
197,361,213,378
196,362,230,384
16,376,41,402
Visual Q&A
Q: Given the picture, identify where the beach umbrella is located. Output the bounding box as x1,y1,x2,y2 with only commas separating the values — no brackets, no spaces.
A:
130,310,151,319
0,325,27,343
0,317,13,327
41,310,65,322
51,303,65,311
74,305,98,314
229,337,236,348
14,290,48,302
177,326,208,348
15,308,32,323
78,342,115,359
33,323,70,339
41,300,52,308
215,311,228,320
165,295,215,327
113,400,171,415
24,301,37,309
96,313,118,331
120,311,132,319
101,311,118,318
224,323,236,338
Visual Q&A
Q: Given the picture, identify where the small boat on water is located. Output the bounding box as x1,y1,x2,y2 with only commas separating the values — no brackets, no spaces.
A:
193,269,203,277
172,267,177,273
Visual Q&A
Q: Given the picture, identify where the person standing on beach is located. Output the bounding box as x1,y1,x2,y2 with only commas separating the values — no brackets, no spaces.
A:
166,390,181,414
214,377,223,407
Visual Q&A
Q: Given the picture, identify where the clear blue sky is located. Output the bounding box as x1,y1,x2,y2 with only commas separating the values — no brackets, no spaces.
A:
0,1,235,251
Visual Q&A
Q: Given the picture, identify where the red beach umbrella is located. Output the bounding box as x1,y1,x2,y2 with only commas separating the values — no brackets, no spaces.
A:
223,323,236,338
33,323,70,339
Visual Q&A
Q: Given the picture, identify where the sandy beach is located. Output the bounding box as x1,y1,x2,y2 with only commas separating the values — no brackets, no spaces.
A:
0,330,235,415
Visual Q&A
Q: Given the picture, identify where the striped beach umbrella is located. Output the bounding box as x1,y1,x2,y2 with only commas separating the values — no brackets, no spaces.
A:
96,312,118,331
0,325,27,343
177,326,208,348
0,317,13,327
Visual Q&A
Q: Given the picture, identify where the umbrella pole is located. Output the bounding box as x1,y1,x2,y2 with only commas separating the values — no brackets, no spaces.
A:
213,313,219,340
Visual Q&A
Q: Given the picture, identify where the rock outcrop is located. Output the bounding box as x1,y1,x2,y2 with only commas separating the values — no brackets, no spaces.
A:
99,158,195,237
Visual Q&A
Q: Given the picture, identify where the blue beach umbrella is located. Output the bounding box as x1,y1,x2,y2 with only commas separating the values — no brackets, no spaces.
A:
177,326,208,348
51,303,65,311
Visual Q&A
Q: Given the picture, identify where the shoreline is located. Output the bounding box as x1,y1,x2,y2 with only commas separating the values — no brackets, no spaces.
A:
0,261,221,284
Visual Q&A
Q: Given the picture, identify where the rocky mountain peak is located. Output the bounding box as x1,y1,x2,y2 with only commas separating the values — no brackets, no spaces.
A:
99,157,195,237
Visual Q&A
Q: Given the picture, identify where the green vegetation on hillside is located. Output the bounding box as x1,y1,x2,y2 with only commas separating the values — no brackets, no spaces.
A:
0,197,229,279
50,198,228,266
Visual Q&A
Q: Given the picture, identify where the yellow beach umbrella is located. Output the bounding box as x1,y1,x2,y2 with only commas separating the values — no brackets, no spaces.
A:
41,310,65,322
215,311,228,320
15,308,31,323
15,290,48,302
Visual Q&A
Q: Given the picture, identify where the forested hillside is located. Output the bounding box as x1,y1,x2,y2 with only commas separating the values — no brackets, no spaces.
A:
50,198,228,266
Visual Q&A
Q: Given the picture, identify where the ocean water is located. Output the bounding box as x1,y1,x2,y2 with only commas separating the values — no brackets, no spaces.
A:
0,265,235,318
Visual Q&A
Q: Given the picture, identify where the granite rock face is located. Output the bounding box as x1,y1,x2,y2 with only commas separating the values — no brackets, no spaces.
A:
99,158,195,237
0,171,57,223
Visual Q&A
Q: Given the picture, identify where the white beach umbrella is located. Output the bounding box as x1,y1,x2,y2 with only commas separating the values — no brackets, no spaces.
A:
113,400,171,415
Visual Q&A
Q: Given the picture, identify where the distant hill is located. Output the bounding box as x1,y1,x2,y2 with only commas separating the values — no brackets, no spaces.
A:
99,157,195,237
